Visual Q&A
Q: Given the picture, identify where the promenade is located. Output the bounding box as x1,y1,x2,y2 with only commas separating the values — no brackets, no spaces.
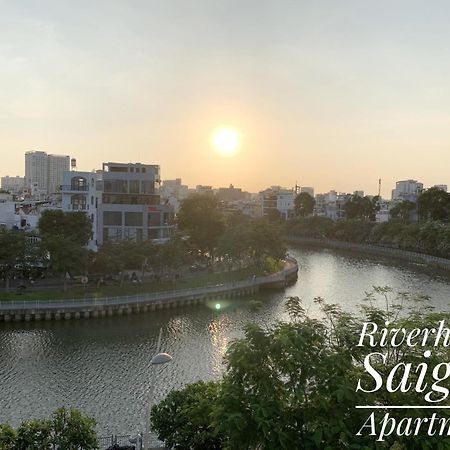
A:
0,258,298,322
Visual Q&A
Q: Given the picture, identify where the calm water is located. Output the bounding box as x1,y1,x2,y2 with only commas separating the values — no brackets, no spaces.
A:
1,246,450,434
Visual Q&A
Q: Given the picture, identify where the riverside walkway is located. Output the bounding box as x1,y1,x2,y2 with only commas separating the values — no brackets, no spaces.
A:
0,258,298,322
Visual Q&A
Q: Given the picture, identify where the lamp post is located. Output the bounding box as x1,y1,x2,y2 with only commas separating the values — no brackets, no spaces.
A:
144,330,173,450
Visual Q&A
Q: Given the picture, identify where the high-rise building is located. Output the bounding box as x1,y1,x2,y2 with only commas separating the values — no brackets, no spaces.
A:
391,180,423,202
48,154,71,194
25,151,48,193
25,151,70,196
1,176,25,194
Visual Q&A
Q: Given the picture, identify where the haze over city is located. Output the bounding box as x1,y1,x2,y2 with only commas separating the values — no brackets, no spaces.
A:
2,0,450,196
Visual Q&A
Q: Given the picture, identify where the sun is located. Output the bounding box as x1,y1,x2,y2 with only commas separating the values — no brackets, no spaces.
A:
211,127,241,156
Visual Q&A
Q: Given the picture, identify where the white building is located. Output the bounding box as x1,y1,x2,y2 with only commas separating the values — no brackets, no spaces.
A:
391,180,423,202
433,184,448,192
260,186,295,219
48,154,71,194
161,178,189,214
375,199,391,223
25,151,70,197
62,162,174,250
1,176,25,194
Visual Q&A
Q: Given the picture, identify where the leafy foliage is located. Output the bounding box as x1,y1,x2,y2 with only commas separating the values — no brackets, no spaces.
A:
294,192,315,218
151,381,224,450
177,194,225,256
152,289,450,449
0,408,98,450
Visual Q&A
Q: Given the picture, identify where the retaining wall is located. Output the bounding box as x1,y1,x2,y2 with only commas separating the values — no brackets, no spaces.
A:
287,236,450,270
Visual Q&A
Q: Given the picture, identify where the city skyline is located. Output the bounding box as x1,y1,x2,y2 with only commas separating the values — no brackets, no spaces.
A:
2,1,450,197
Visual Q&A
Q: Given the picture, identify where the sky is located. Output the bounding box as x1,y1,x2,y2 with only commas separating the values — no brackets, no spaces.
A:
1,0,450,197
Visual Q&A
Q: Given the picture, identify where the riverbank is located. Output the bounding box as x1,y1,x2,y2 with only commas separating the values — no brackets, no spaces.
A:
0,258,298,323
287,236,450,270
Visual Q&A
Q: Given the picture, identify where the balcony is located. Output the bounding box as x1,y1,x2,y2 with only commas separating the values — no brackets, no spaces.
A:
61,185,88,192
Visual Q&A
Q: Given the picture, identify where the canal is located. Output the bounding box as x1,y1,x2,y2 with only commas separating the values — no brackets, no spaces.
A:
1,245,450,434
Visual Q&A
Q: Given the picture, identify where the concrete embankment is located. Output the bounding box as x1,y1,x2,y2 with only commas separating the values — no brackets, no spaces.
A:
0,258,298,323
287,236,450,270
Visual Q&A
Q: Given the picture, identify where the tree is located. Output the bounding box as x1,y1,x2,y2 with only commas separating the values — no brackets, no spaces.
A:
0,229,26,291
417,187,450,222
294,192,315,218
389,200,416,222
151,381,224,450
344,195,378,221
0,408,98,450
15,419,52,450
152,289,450,449
0,424,16,450
52,408,98,450
38,210,92,246
38,211,92,290
177,194,225,256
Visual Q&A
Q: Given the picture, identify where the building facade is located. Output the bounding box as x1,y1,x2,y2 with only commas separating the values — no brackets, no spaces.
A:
25,151,70,196
62,162,174,250
391,180,423,202
1,176,25,194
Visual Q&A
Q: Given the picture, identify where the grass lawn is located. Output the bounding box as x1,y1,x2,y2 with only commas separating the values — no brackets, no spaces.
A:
0,266,266,302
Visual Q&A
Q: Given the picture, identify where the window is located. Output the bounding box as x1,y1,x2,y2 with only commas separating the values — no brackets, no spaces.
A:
141,181,154,194
148,229,159,239
129,180,140,194
125,212,143,226
148,212,161,226
104,180,127,193
103,211,122,226
71,194,87,210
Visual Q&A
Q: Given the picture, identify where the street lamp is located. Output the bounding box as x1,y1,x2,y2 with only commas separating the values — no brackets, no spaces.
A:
145,332,173,450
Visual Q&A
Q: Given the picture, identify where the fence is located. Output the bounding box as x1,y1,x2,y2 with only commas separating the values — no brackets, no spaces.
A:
98,433,165,449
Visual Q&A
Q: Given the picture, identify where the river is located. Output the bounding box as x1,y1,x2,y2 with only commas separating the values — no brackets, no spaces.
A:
1,246,450,434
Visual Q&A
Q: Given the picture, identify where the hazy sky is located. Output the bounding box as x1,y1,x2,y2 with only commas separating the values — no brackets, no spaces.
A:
2,0,450,196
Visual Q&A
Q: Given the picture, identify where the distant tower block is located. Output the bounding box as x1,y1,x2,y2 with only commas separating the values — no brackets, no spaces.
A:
71,158,77,171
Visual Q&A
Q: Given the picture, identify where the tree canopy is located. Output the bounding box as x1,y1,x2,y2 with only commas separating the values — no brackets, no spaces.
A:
417,187,450,222
177,194,225,256
294,192,315,218
151,289,450,449
0,408,98,450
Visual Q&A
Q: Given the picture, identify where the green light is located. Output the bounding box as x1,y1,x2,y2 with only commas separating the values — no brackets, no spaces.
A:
215,303,221,310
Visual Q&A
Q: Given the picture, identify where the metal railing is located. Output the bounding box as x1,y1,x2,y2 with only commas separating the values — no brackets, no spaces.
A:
0,258,298,311
98,433,165,449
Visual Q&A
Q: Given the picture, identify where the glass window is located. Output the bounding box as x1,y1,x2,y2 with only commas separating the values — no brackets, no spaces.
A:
125,212,143,226
103,211,122,226
129,180,140,194
148,212,161,226
141,181,154,194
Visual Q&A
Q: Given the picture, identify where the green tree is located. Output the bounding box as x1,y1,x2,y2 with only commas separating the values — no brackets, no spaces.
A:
52,408,98,450
178,194,225,256
294,192,315,218
152,289,450,449
0,424,16,450
38,211,92,290
38,210,92,245
389,200,416,222
151,381,224,450
0,229,26,291
417,187,450,222
15,419,52,450
345,195,378,221
0,408,98,450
